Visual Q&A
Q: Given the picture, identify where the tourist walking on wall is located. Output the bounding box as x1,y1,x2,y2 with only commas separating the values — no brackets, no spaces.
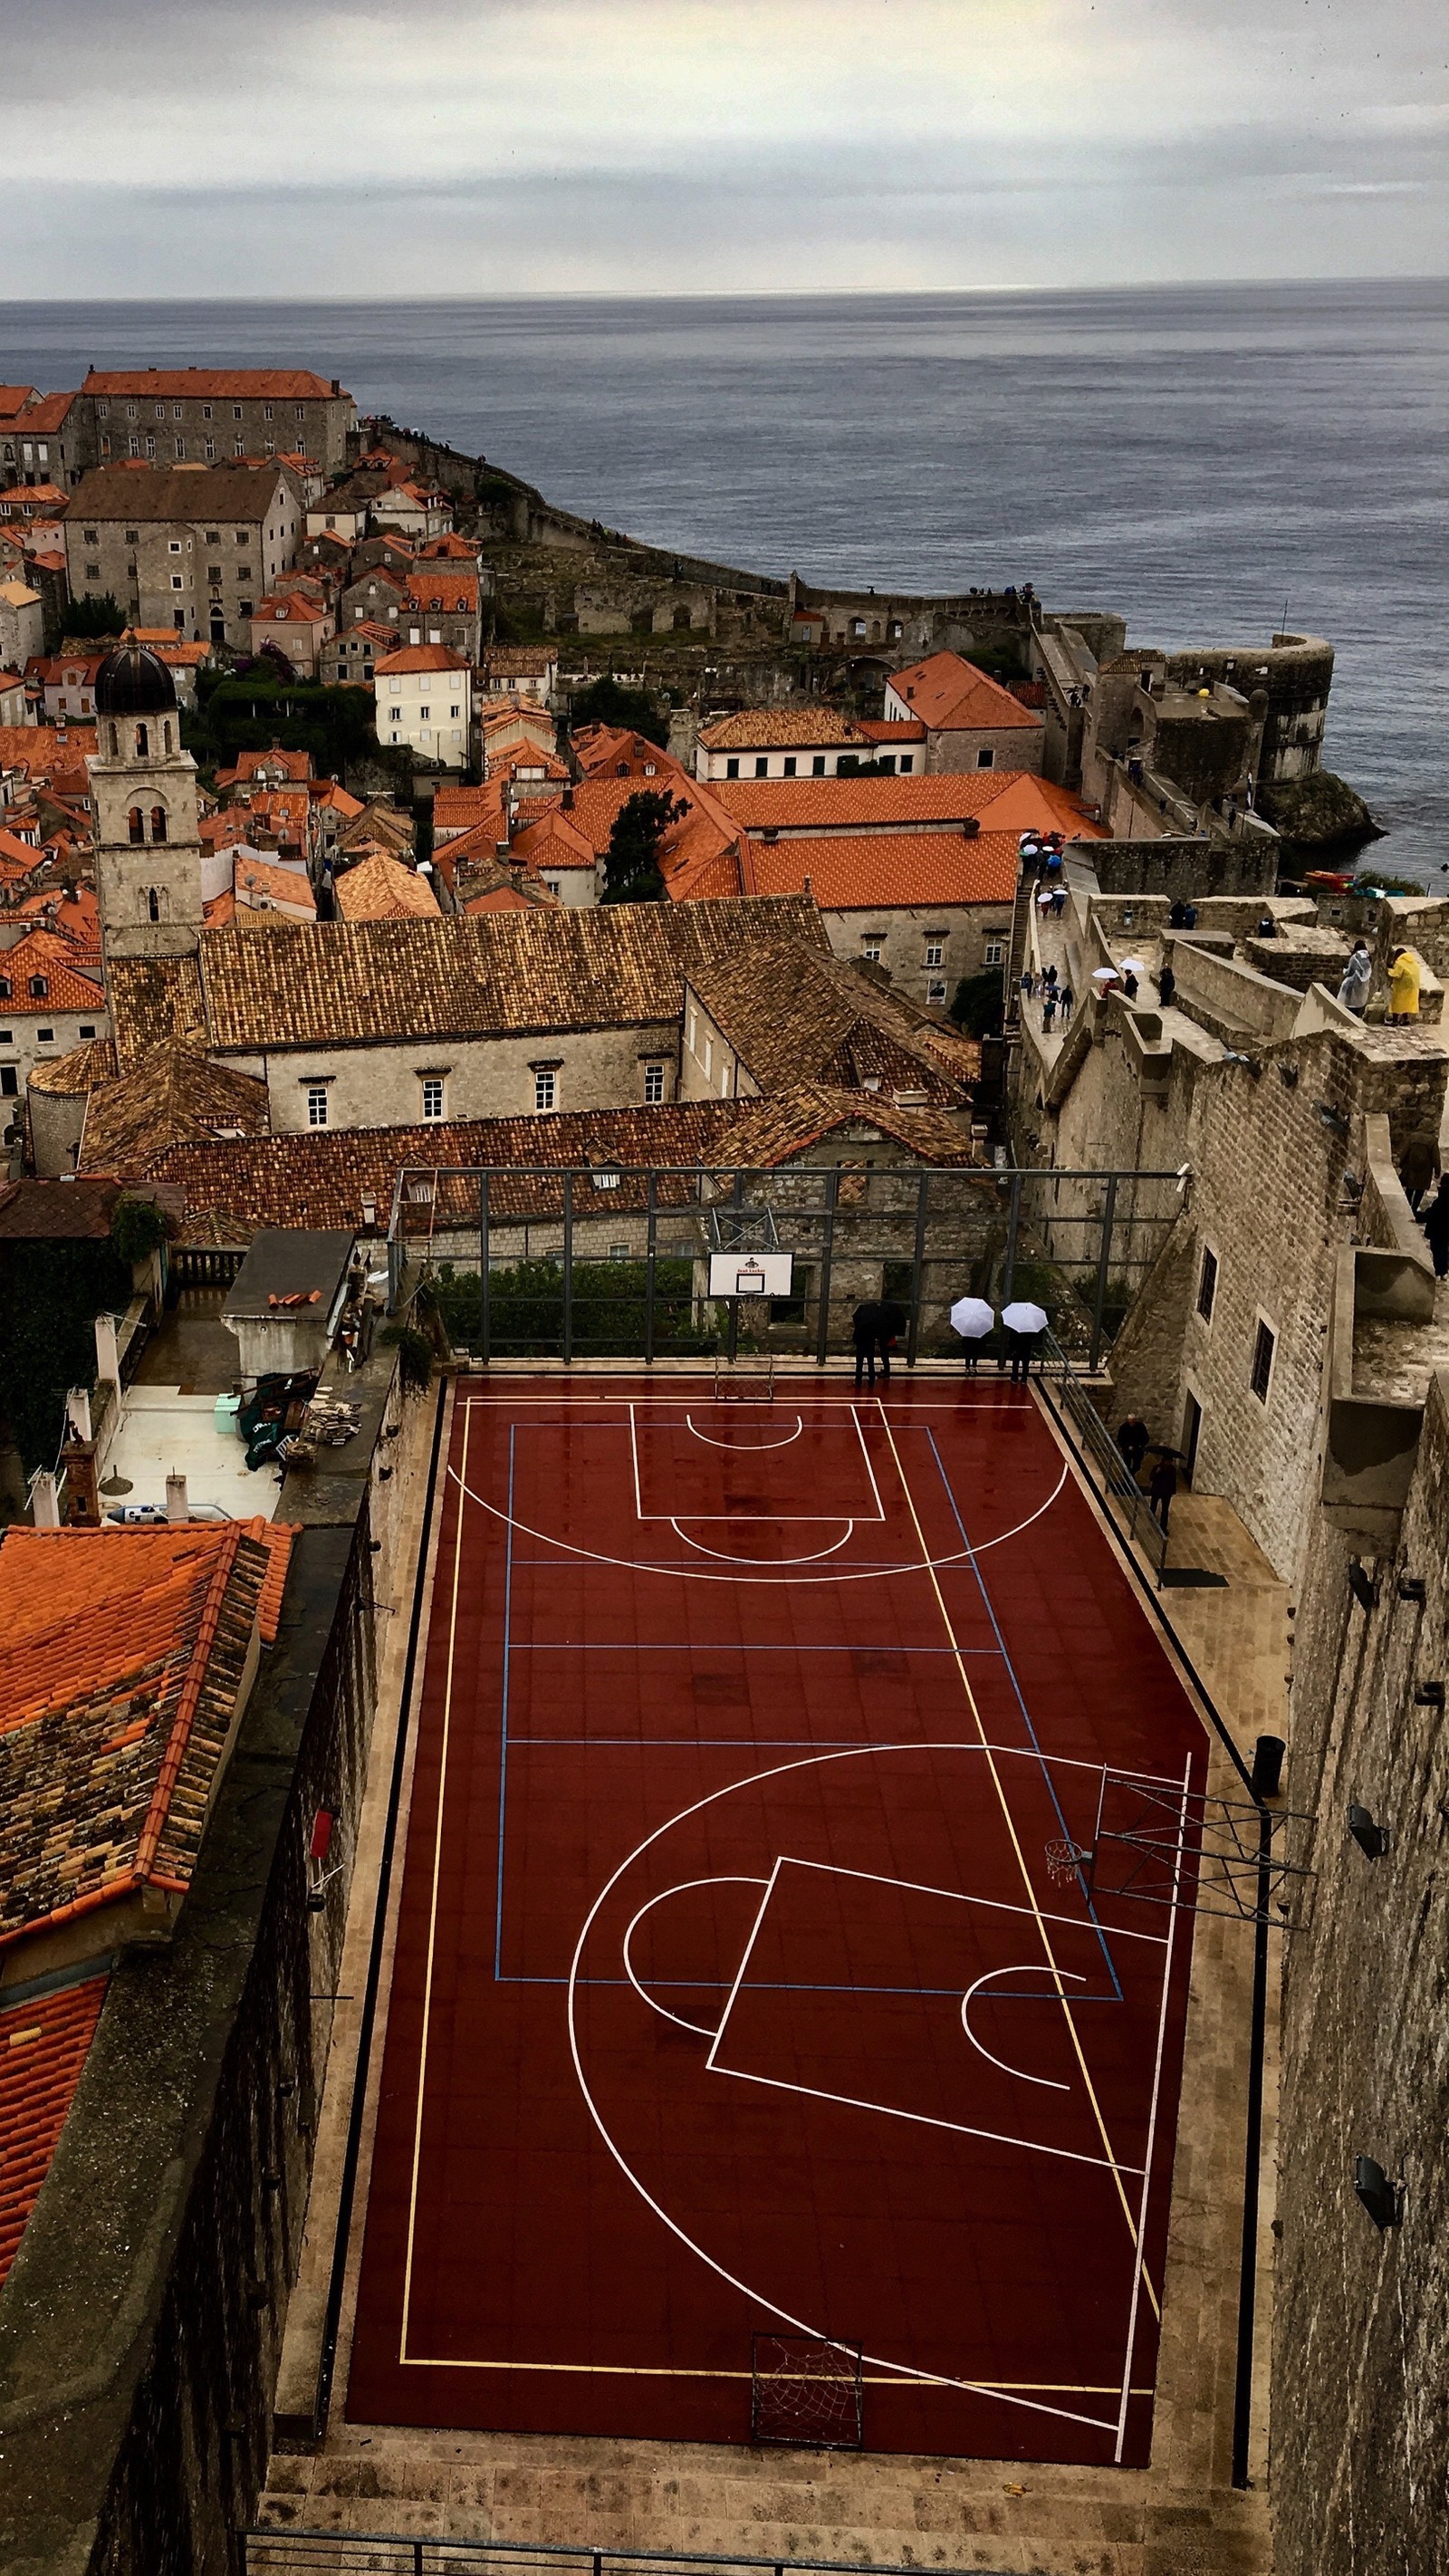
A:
1387,947,1422,1024
1422,1176,1449,1279
1399,1129,1438,1213
1156,962,1176,1008
1338,942,1372,1016
1041,990,1057,1033
1058,983,1074,1023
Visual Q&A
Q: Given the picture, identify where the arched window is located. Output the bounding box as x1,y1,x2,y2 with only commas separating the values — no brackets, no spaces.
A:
108,723,120,758
134,722,149,757
128,805,145,845
147,889,161,923
150,805,168,843
162,721,173,754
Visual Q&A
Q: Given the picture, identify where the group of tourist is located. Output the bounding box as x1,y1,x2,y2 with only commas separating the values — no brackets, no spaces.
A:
850,1300,1048,1387
1337,939,1422,1024
1020,963,1075,1027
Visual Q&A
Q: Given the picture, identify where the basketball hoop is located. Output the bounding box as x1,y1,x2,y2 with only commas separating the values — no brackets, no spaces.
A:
1043,1838,1092,1888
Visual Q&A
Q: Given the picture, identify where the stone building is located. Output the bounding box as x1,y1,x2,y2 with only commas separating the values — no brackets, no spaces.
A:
0,928,107,1104
679,937,976,1108
79,367,355,476
884,650,1045,774
87,639,205,965
62,464,303,648
371,643,472,769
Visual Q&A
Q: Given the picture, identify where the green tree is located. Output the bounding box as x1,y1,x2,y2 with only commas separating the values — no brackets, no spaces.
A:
0,1238,131,1475
602,790,687,904
569,675,670,748
61,594,124,640
950,967,1005,1039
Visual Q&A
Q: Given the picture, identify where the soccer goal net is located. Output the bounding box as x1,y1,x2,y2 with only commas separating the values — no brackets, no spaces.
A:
750,2332,864,2449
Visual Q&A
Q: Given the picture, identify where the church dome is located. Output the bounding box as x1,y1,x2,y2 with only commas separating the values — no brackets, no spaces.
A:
95,635,178,718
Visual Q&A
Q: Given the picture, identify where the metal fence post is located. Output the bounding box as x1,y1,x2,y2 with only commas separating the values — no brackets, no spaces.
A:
726,1169,744,1364
561,1172,574,1364
644,1171,657,1364
1089,1176,1118,1376
815,1168,840,1365
907,1172,929,1366
1002,1172,1022,1307
478,1172,491,1365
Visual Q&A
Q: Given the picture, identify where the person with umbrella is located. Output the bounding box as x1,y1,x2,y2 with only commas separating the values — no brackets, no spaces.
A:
950,1294,995,1375
1147,1445,1180,1533
1000,1297,1048,1382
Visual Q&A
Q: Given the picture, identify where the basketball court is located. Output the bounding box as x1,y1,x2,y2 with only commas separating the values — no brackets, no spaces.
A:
348,1377,1210,2468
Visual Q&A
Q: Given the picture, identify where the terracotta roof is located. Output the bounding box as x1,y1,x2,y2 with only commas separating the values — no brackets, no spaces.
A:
0,1177,120,1239
572,726,679,779
0,928,105,1014
373,643,469,676
1,724,97,778
0,825,49,873
203,889,236,928
334,851,441,922
482,648,556,676
0,485,67,514
235,856,316,915
686,940,975,1101
26,1033,118,1098
419,533,483,561
431,783,498,835
403,572,478,613
82,368,345,401
456,852,562,913
0,389,37,421
77,1041,270,1179
191,895,823,1053
738,828,1020,910
0,1521,297,1944
12,391,74,436
485,747,571,783
887,651,1043,733
62,465,293,525
698,707,871,752
855,717,927,743
0,1972,109,2291
105,954,206,1070
252,593,331,627
151,1087,976,1242
510,810,600,870
218,746,313,785
310,780,365,819
715,772,1012,833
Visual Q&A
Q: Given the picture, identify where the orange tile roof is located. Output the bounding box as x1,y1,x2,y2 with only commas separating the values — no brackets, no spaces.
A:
0,388,37,421
220,746,313,784
403,572,478,613
204,888,236,928
253,592,331,627
485,746,570,784
572,726,681,779
855,717,927,743
418,533,483,561
698,706,870,752
0,724,97,778
235,857,316,914
0,1973,109,2289
0,928,105,1014
373,643,470,676
13,391,74,434
83,367,344,400
432,783,501,835
734,829,1020,910
713,768,1101,838
511,810,600,870
334,851,441,920
887,650,1043,732
0,1521,296,1943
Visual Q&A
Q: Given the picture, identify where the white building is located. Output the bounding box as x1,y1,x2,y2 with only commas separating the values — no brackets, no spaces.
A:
373,644,472,769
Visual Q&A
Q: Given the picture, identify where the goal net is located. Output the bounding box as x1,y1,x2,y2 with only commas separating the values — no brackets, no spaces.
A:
750,2332,864,2448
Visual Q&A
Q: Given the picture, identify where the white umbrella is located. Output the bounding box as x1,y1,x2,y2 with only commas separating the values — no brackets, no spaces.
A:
1001,1300,1049,1333
950,1296,995,1340
1118,955,1147,975
1090,966,1119,984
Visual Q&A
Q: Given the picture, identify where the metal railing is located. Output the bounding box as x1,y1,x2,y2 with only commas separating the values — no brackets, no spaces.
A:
1035,1329,1167,1581
247,2539,1014,2576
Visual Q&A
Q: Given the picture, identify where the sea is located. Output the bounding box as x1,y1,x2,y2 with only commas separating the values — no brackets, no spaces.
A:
3,282,1445,881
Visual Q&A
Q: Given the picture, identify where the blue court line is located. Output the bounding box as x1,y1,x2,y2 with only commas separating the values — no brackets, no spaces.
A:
493,1426,516,1983
500,1975,1124,2000
504,1643,1000,1656
504,1735,950,1749
923,1425,1123,2004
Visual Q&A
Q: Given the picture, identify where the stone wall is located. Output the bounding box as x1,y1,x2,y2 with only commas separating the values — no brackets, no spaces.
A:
0,1340,422,2576
238,1022,684,1133
1086,834,1281,901
1271,1370,1449,2575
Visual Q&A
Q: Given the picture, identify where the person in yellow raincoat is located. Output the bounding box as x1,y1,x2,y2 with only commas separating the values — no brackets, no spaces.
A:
1387,947,1421,1024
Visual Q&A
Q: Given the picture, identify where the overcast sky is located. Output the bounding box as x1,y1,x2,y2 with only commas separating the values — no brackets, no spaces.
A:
4,0,1444,296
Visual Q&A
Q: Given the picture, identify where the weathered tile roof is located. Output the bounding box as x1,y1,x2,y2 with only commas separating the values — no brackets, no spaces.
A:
334,851,441,921
742,828,1020,910
150,1088,977,1241
0,1520,296,1945
888,650,1043,732
715,771,1018,832
106,955,206,1071
26,1033,118,1098
0,1177,121,1239
193,895,822,1052
698,706,871,752
687,939,976,1101
63,466,294,526
77,1040,269,1180
433,783,502,835
83,367,344,400
0,1972,109,2290
403,572,478,613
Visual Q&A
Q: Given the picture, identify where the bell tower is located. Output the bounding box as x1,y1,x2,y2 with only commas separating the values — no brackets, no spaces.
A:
89,638,205,966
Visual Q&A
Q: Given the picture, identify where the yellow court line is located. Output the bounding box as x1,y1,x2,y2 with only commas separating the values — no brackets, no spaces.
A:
398,2356,1152,2390
399,1399,473,2361
872,1401,1160,2323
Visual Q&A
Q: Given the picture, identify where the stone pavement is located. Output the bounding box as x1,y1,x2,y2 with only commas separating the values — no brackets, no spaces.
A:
254,1397,1285,2576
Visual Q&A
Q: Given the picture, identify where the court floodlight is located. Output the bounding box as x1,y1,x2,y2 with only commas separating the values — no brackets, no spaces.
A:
1354,2157,1404,2231
1348,1803,1390,1861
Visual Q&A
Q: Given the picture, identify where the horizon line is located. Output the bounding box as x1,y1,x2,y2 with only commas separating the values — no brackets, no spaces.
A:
1,271,1446,311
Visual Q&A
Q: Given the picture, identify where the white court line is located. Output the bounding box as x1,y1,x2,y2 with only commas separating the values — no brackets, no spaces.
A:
684,1413,804,1450
566,1741,1134,2436
670,1517,856,1564
446,1453,1069,1584
770,1848,1168,1944
961,1966,1080,2092
622,1875,770,2039
1114,1748,1195,2463
629,1400,884,1522
850,1401,888,1523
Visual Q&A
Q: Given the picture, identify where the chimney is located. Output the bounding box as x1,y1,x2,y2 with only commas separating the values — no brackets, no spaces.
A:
166,1473,189,1523
561,787,573,811
32,1469,61,1528
94,1312,120,1386
64,1386,91,1444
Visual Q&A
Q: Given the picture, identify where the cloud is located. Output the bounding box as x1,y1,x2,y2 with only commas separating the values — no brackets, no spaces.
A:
0,0,1443,291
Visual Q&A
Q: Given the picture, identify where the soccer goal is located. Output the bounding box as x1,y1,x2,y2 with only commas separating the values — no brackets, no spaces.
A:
751,2331,864,2449
713,1351,776,1404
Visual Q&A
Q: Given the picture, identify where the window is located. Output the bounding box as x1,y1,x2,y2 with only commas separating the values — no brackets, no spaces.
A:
237,564,252,581
128,805,145,844
84,562,101,582
1196,1245,1218,1323
234,437,245,457
754,755,769,777
0,1068,14,1097
0,983,9,1002
233,404,243,420
534,1069,556,1112
1251,1318,1275,1403
202,404,213,420
155,402,165,419
418,706,430,721
207,565,222,584
83,527,98,545
146,889,161,922
449,703,460,719
724,757,740,780
124,527,139,545
145,437,156,458
976,747,995,769
983,939,1004,966
238,601,253,620
264,402,273,420
171,574,184,590
168,540,182,554
129,437,140,457
643,1061,665,1103
150,805,168,842
609,1244,630,1263
97,401,109,419
28,976,47,999
126,402,138,419
174,437,186,458
861,935,883,963
782,755,797,777
924,937,945,967
703,1036,713,1078
420,1077,445,1120
899,755,914,773
205,440,216,460
295,404,306,421
79,1024,96,1039
306,1083,330,1128
37,1027,54,1043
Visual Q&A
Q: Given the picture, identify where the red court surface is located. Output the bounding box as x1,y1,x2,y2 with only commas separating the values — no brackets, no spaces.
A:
349,1379,1209,2466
